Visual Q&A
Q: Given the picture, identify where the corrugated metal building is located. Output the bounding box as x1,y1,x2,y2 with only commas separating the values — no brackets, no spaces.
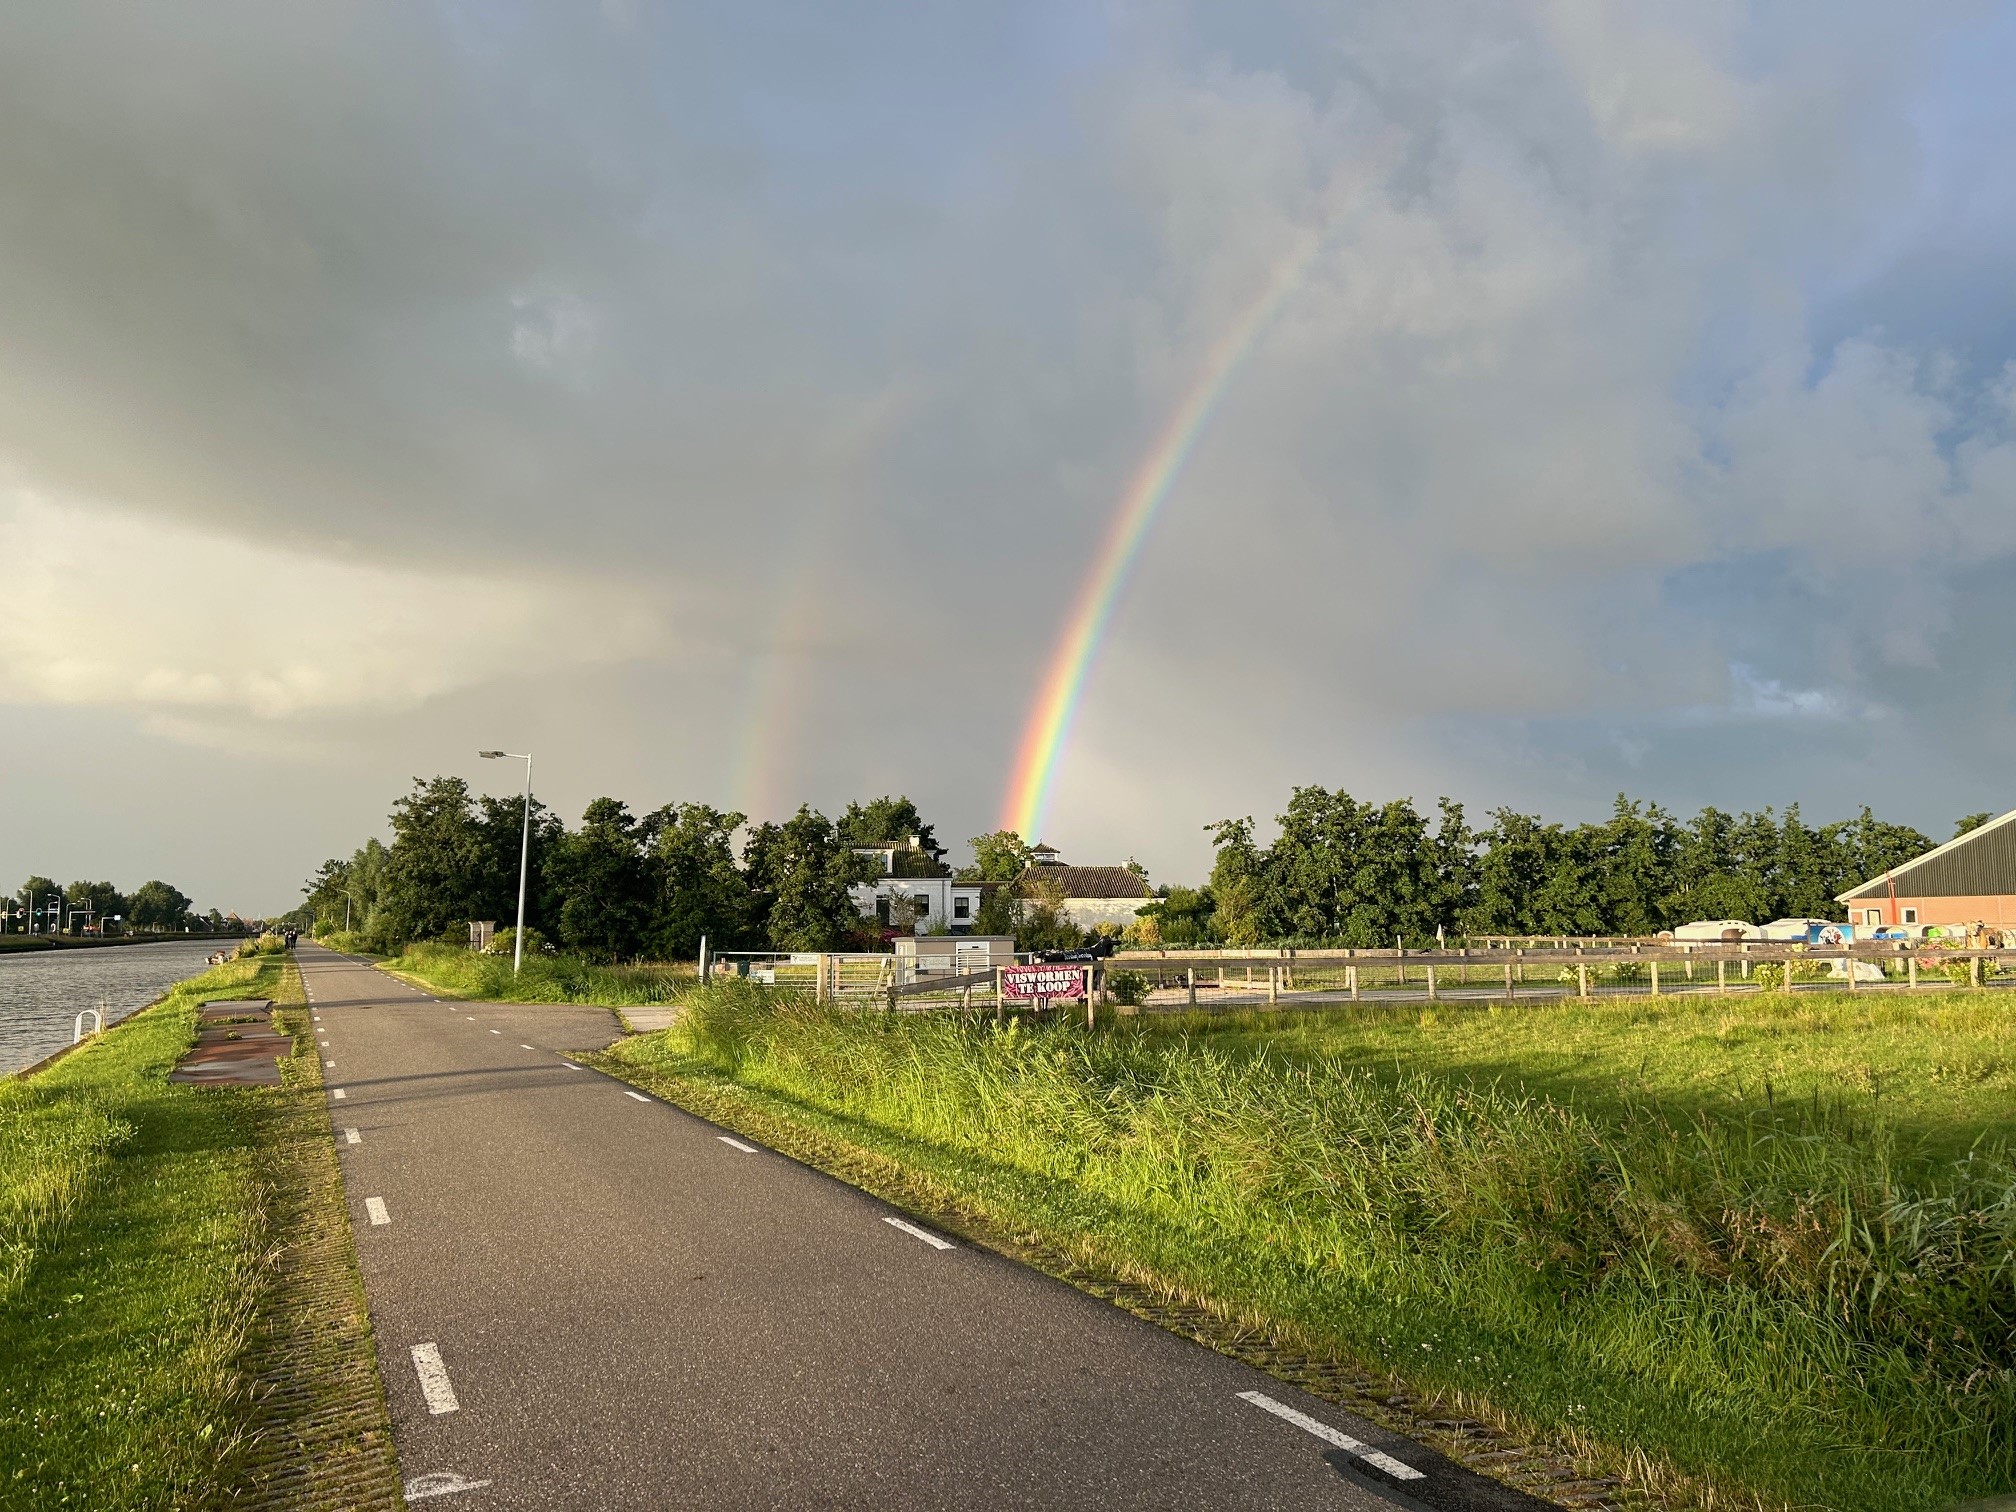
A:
1837,809,2016,928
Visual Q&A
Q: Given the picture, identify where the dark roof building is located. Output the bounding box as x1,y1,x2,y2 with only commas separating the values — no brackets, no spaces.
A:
1015,865,1154,901
1837,809,2016,929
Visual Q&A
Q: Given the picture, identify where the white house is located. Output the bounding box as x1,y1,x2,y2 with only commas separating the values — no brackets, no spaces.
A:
850,874,988,934
1015,848,1156,930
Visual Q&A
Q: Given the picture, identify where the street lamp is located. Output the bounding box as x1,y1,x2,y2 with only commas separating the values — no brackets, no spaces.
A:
479,750,533,976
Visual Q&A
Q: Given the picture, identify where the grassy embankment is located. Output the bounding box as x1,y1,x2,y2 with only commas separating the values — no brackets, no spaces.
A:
601,982,2015,1512
0,949,398,1509
358,938,691,1009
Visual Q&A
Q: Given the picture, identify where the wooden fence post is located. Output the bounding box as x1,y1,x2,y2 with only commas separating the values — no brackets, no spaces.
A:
1578,963,1590,1001
1717,958,1727,994
1908,955,1918,991
1086,967,1096,1030
1268,966,1279,1005
1426,965,1438,1001
815,954,828,1005
1649,961,1660,997
1186,968,1197,1008
994,967,1004,1023
1347,964,1358,1000
1971,954,1983,989
1504,961,1515,1000
1846,955,1858,991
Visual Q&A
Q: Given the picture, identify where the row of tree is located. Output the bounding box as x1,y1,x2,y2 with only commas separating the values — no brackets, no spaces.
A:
5,876,226,934
1147,792,1962,948
293,780,958,959
300,778,1966,962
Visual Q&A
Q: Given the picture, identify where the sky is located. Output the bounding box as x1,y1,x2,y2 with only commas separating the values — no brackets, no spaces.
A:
4,1,2016,914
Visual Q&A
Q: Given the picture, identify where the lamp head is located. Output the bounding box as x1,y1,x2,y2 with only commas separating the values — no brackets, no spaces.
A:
478,750,505,759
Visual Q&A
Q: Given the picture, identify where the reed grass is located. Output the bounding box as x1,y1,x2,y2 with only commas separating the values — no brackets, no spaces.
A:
610,981,2016,1511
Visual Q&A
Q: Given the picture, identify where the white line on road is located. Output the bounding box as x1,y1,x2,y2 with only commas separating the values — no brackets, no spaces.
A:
560,1061,582,1069
465,1016,476,1022
882,1215,955,1250
519,1043,535,1050
332,1088,347,1099
325,1060,336,1069
489,1029,501,1035
344,1128,361,1145
717,1135,759,1153
365,1196,391,1226
404,1471,492,1502
319,1039,329,1046
623,1090,652,1103
410,1343,460,1415
1236,1391,1425,1481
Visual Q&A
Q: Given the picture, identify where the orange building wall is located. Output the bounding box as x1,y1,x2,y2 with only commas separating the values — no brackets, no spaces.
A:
1846,895,2016,928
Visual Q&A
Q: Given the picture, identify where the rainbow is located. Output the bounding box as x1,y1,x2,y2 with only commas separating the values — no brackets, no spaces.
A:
1000,234,1324,840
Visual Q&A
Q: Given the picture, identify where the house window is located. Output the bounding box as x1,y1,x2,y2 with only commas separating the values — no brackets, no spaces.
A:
954,897,970,919
1903,908,1918,924
1863,909,1881,926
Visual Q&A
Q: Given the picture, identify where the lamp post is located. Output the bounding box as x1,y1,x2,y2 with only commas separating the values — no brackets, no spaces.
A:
479,750,533,976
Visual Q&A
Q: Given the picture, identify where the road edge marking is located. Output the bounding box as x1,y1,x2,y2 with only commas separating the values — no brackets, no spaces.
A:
882,1215,955,1250
717,1135,759,1153
365,1196,391,1226
1236,1390,1426,1481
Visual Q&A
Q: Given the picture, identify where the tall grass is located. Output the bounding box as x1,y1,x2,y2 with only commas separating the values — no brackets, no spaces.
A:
620,981,2016,1511
380,940,691,1007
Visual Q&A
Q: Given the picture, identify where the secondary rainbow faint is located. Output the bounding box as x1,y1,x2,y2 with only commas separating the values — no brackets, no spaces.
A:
1000,232,1325,841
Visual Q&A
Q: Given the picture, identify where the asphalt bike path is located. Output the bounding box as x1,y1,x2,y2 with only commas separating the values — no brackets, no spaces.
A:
299,943,1541,1511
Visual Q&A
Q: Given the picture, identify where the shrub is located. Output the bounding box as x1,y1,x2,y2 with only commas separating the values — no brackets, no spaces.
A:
1106,970,1148,1007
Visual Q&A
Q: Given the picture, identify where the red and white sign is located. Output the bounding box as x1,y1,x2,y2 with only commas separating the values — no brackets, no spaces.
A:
1000,964,1088,1001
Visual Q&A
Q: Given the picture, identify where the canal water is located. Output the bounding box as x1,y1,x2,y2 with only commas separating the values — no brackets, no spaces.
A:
1,940,226,1075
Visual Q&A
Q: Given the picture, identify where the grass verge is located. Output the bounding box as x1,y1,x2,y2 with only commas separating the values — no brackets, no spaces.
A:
0,954,399,1509
597,982,2016,1512
370,939,689,1009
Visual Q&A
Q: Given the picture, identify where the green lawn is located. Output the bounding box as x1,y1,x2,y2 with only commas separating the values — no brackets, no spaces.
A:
0,954,391,1509
603,982,2016,1512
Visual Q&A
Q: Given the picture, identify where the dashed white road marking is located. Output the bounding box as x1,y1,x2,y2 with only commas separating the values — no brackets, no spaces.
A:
332,1088,347,1100
520,1043,535,1050
325,1059,336,1069
365,1196,391,1226
319,1039,330,1046
882,1215,955,1250
404,1471,492,1501
489,1029,501,1035
623,1090,652,1103
465,1016,476,1022
410,1343,461,1415
1236,1391,1425,1481
561,1061,583,1070
717,1135,759,1153
344,1128,361,1145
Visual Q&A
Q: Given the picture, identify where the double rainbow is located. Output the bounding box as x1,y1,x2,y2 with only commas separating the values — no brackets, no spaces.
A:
999,235,1323,840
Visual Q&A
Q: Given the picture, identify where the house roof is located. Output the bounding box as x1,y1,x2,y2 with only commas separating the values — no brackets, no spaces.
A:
1837,808,2016,902
1016,865,1152,900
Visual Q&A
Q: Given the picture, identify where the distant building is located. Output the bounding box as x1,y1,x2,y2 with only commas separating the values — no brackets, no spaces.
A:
1837,810,2016,929
850,873,989,934
893,935,1016,977
1016,846,1155,931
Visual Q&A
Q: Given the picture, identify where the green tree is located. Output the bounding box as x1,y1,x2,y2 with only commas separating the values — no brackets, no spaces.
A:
128,879,192,932
1955,812,1996,837
64,880,126,933
378,777,490,947
1141,885,1215,945
1206,818,1268,944
548,798,653,961
760,807,876,950
960,829,1032,882
644,803,754,957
